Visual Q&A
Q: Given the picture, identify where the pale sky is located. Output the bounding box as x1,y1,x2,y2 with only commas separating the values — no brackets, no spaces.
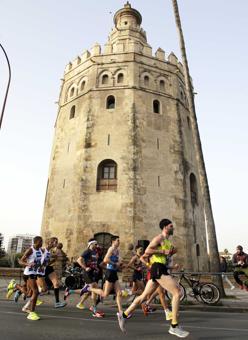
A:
0,0,247,253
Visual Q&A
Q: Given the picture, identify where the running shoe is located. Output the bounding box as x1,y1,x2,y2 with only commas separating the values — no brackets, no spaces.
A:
54,301,67,308
89,306,105,317
7,279,16,291
80,284,90,296
27,312,40,321
14,290,22,303
36,299,43,306
76,302,86,310
168,325,189,338
64,287,70,300
92,311,104,318
239,285,244,290
6,288,14,299
230,286,235,290
117,312,126,333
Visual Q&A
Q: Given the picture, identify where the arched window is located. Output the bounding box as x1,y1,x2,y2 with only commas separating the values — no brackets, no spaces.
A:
69,105,75,119
80,81,86,91
144,75,149,87
117,73,124,84
190,173,198,206
102,74,109,85
106,95,115,109
70,87,75,97
159,80,165,91
153,100,160,114
97,159,117,191
94,232,114,257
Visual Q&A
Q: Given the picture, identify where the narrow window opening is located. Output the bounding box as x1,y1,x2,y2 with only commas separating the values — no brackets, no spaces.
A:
63,179,66,188
187,116,191,128
157,138,160,150
107,134,110,145
81,81,86,91
144,75,149,87
153,100,160,114
160,80,165,91
117,73,124,84
70,87,75,97
158,176,160,187
106,95,115,109
102,74,109,85
190,173,198,207
67,142,70,153
69,105,75,119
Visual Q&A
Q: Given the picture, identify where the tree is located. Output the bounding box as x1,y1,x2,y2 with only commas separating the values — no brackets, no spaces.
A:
171,0,225,296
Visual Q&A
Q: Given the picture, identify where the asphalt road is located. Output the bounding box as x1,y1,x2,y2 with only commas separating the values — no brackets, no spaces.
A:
0,300,247,340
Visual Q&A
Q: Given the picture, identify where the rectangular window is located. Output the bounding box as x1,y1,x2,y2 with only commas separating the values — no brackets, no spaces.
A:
158,176,160,187
107,134,110,145
157,138,160,150
63,179,66,188
67,142,70,153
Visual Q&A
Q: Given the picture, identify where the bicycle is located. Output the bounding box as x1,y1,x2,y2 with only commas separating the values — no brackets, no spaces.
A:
166,272,220,305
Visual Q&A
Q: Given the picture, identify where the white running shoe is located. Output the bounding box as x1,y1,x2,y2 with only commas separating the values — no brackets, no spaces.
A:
117,312,126,333
169,325,189,338
231,286,235,290
54,301,66,308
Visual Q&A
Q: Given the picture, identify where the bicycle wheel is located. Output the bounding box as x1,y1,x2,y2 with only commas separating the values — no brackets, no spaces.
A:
166,283,186,302
199,283,220,305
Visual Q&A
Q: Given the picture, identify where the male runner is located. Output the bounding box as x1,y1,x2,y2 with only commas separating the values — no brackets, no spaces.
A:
80,235,124,319
117,219,189,338
36,237,66,308
64,238,104,317
19,236,43,321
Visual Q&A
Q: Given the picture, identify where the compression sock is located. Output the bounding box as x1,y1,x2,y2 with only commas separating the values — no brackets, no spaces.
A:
54,288,60,303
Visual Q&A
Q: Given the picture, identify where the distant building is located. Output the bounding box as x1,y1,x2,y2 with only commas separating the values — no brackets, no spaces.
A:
0,233,4,247
7,234,35,254
0,233,4,252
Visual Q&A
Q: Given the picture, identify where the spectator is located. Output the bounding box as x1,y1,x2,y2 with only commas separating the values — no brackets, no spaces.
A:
232,245,248,291
220,256,235,290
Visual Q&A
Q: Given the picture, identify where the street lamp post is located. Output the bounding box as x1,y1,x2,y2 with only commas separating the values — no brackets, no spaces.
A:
0,43,11,130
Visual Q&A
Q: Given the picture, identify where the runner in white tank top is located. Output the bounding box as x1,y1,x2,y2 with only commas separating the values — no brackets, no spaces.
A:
19,236,43,321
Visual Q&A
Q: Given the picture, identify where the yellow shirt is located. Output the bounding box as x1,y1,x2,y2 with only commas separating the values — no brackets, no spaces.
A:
150,238,172,265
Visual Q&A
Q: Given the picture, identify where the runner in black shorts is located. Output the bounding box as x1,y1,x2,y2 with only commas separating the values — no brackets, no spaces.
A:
64,239,104,317
117,219,189,338
80,236,125,321
127,245,145,296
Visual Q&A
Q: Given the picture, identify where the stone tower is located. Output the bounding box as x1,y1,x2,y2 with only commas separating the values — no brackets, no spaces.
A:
41,2,212,271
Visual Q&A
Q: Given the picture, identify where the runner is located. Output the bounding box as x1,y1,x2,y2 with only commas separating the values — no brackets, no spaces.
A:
36,237,66,308
80,235,124,319
64,238,104,317
19,236,43,321
127,245,145,296
117,219,189,338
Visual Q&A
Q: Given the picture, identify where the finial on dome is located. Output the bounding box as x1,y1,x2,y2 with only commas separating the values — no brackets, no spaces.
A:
124,2,131,8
